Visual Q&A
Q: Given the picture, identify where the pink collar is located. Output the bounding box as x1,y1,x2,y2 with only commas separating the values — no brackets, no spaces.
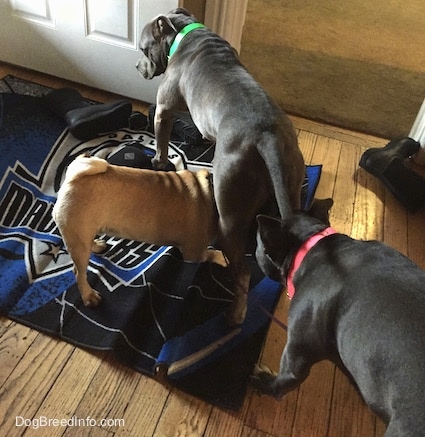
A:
286,227,337,299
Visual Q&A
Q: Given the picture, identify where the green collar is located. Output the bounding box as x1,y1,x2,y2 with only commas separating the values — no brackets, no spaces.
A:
168,22,206,60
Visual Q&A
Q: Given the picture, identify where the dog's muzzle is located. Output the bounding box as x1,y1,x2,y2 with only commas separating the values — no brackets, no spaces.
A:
135,55,156,80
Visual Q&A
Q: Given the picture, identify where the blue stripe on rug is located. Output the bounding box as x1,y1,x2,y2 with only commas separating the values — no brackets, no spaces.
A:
157,276,281,379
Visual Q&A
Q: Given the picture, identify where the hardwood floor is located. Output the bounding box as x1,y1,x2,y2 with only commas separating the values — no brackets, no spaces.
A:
1,62,424,437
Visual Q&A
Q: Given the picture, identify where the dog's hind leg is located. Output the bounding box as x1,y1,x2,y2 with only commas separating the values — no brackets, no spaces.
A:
215,205,254,325
214,158,268,326
63,233,102,307
222,240,251,326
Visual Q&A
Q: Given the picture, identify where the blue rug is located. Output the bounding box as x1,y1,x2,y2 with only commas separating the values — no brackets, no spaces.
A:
0,75,321,410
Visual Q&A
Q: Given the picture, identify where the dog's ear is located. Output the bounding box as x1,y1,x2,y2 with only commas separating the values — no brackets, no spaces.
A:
256,214,285,261
153,15,177,40
169,8,194,18
307,198,334,225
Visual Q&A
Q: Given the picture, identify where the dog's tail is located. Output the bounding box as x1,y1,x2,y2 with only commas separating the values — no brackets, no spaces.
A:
64,154,108,183
258,128,303,220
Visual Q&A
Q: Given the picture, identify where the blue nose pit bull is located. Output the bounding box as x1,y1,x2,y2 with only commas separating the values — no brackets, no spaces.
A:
253,198,425,436
136,8,305,325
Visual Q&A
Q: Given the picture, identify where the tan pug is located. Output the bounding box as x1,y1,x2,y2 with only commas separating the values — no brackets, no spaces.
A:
52,154,226,306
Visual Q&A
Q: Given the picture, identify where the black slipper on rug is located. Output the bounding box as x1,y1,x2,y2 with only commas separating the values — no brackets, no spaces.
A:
148,104,205,147
43,87,132,141
0,75,322,410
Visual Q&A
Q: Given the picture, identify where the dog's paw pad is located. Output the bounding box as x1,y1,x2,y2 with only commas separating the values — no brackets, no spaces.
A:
250,373,270,393
92,239,108,254
225,305,247,327
250,364,279,394
151,157,168,170
253,363,274,376
225,312,243,327
83,290,102,307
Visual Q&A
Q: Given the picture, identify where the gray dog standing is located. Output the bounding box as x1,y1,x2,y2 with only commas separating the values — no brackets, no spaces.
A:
253,199,425,436
136,8,305,325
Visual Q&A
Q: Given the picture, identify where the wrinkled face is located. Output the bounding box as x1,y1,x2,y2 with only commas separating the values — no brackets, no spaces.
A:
135,21,167,80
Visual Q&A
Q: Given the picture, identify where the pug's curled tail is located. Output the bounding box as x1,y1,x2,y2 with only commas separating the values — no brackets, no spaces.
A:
65,155,108,183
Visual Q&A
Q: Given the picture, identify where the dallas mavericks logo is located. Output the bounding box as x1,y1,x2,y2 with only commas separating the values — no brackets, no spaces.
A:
0,128,186,315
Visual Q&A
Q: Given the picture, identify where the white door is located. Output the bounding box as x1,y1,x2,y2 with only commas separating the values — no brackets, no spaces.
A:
0,0,178,103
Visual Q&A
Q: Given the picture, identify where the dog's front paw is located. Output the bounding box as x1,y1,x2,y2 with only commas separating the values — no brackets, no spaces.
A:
92,239,108,254
253,363,277,380
226,311,245,327
250,364,278,395
151,156,168,170
226,303,247,327
82,289,102,307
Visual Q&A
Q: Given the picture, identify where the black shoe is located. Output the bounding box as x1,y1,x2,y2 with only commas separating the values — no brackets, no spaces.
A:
360,138,420,175
43,87,90,115
148,105,203,146
360,138,425,212
43,87,132,140
64,100,132,140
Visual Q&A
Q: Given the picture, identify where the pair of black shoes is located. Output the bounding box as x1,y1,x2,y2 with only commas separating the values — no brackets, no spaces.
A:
43,88,202,146
360,138,425,212
43,87,135,140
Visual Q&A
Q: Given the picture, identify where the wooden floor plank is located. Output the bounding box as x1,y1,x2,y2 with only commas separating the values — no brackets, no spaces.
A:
309,137,342,201
152,388,213,437
245,295,298,437
0,334,74,435
327,142,384,437
290,115,388,150
407,208,425,267
291,361,335,437
241,425,276,436
114,369,171,436
0,322,39,387
246,388,298,437
297,130,319,163
204,394,252,437
65,354,137,434
328,368,378,437
330,141,360,233
23,348,106,437
351,147,385,241
62,427,115,437
383,189,408,254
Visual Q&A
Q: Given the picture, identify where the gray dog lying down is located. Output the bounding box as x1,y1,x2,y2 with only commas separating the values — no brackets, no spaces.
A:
53,154,226,306
252,198,425,436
